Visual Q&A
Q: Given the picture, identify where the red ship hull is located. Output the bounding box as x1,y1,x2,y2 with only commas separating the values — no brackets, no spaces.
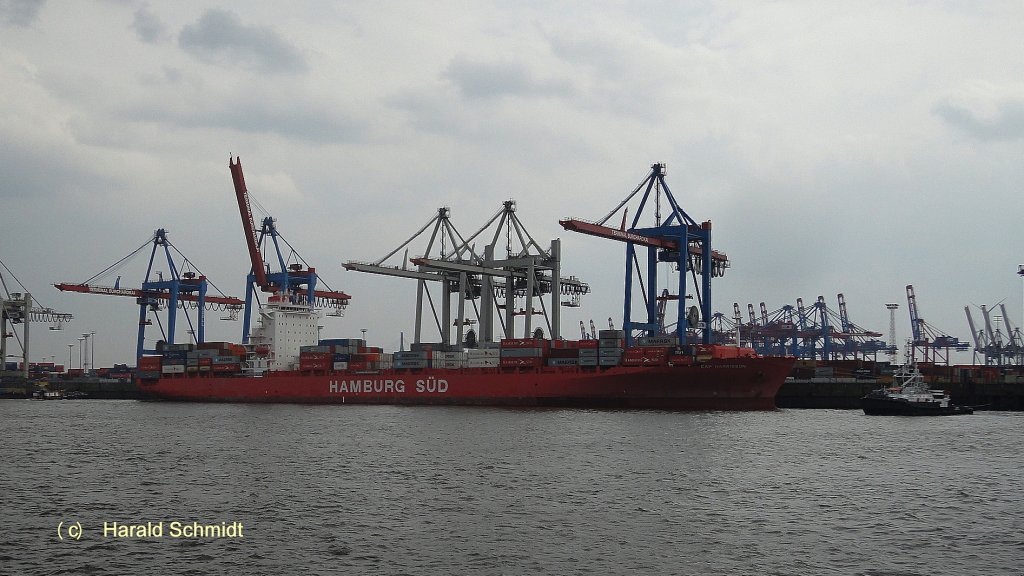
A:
139,356,795,410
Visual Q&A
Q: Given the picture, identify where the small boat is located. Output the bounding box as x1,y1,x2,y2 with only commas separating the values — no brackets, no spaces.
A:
861,363,973,416
30,390,65,400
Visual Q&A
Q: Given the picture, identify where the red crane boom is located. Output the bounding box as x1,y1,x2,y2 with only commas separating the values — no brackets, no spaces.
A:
559,218,729,263
55,282,245,307
230,156,269,289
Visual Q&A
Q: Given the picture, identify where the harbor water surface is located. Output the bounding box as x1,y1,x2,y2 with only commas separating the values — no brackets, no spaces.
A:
1,402,1021,575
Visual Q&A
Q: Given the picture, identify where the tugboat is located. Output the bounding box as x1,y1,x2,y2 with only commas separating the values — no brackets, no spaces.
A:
861,363,974,416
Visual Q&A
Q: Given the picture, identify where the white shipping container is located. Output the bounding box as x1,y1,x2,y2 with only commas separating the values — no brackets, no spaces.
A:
161,364,186,374
333,362,349,370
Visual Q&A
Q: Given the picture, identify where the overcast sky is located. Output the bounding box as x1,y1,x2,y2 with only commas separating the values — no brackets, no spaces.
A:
2,1,1023,368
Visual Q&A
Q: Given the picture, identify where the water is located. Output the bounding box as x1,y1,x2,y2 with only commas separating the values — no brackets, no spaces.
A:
1,401,1021,575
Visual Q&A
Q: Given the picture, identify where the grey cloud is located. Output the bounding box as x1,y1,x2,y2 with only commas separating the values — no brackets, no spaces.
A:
178,9,307,74
132,5,167,44
0,139,109,200
443,55,573,100
386,90,465,136
934,98,1024,142
214,101,364,143
0,0,45,26
123,99,364,145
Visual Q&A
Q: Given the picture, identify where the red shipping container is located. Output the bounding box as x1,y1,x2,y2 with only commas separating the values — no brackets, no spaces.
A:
212,363,241,373
300,358,331,370
500,357,543,367
710,346,739,359
500,338,549,349
624,346,668,357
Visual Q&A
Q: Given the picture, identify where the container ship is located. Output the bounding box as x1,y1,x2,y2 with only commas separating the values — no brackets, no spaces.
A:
138,299,794,410
121,158,795,409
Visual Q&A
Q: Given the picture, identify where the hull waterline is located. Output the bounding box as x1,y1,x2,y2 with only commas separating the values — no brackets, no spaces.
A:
140,357,794,411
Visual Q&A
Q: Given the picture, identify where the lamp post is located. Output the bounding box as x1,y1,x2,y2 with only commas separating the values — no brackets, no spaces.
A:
81,333,91,373
67,344,73,373
77,337,85,370
90,331,96,372
1018,265,1024,337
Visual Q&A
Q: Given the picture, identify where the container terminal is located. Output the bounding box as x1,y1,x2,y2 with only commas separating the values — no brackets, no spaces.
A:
3,161,1023,408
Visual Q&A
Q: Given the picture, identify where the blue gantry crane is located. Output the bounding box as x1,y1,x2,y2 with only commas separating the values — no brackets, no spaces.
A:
906,284,969,364
561,163,729,346
56,229,244,359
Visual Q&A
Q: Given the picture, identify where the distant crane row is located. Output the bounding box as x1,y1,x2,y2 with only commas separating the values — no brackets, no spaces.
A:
707,294,888,361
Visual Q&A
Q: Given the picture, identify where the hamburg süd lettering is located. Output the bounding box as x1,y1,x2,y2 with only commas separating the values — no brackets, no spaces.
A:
415,376,448,393
328,376,448,394
329,379,405,393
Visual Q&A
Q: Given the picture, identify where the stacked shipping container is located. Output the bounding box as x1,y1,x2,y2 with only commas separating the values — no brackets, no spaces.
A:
138,334,759,381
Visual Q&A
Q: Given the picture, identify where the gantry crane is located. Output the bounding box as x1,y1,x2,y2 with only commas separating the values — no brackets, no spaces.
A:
344,206,476,347
55,229,243,359
561,163,729,346
829,294,887,360
1,259,73,380
412,200,589,344
345,201,589,347
229,157,351,342
966,303,1023,365
906,284,969,364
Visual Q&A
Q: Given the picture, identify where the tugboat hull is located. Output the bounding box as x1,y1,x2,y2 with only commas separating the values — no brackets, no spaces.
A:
861,394,974,416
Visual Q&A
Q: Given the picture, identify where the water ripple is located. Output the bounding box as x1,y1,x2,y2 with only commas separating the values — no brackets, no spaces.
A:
2,402,1022,575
